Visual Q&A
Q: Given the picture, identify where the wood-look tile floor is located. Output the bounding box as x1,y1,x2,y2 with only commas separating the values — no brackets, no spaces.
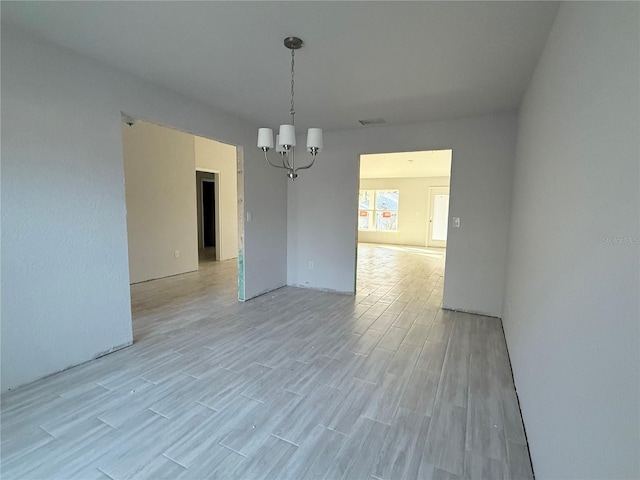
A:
1,243,533,480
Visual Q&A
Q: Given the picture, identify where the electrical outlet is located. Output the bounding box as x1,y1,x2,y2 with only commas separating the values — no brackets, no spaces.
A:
174,250,180,258
308,261,314,270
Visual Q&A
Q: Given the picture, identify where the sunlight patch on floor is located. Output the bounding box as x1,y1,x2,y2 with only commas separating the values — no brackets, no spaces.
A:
363,243,446,258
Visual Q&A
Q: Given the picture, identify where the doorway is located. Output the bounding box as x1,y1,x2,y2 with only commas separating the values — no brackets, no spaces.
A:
203,179,216,248
121,116,243,300
356,149,452,293
196,171,220,262
427,186,450,248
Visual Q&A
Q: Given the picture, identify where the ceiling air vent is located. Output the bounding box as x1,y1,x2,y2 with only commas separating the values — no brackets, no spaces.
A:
358,118,386,126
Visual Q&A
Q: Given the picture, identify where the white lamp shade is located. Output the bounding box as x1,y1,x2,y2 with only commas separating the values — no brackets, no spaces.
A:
279,124,296,147
257,128,274,149
307,128,323,151
275,135,286,153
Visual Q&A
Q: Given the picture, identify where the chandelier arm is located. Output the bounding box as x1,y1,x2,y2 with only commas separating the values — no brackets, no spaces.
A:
294,153,316,173
264,150,288,170
283,153,293,170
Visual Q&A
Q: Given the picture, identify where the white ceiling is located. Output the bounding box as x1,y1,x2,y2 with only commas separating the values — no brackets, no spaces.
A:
1,1,559,131
360,150,452,179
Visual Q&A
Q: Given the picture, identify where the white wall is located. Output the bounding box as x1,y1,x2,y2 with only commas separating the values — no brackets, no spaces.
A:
194,136,238,261
288,114,516,317
122,121,199,283
1,24,287,392
358,176,450,247
502,3,639,478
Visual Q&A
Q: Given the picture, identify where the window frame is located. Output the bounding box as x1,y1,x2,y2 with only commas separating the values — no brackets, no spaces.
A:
358,189,399,232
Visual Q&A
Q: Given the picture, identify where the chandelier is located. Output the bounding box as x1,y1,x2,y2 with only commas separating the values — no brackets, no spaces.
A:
257,37,323,181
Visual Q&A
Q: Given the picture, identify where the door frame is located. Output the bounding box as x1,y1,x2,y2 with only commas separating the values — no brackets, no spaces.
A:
427,186,450,248
198,171,221,261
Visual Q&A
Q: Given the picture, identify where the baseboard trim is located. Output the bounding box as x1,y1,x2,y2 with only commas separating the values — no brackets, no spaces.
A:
288,283,354,296
2,339,134,394
442,305,501,319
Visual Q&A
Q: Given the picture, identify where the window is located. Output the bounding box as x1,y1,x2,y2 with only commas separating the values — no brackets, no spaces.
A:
358,189,399,231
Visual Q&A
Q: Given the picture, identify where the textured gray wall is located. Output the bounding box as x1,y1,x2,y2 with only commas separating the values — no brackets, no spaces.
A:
502,3,640,477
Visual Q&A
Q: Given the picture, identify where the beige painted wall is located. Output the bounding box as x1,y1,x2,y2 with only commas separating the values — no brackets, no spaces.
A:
194,136,238,261
358,176,450,246
122,121,198,283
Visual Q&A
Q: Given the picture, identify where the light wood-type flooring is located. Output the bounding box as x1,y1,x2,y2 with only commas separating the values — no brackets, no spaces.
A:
1,243,533,479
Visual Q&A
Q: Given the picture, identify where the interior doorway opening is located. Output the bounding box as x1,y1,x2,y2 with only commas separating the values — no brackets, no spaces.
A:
196,171,221,262
356,149,452,297
121,115,243,302
203,179,216,248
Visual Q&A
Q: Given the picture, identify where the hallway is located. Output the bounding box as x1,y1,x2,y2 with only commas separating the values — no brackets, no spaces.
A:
1,245,532,479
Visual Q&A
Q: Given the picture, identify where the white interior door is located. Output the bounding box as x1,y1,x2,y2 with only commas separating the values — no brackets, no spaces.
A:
428,187,450,248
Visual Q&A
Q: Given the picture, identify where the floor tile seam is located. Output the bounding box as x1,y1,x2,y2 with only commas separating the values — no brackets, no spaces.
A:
352,376,378,386
218,442,248,458
359,412,395,427
462,340,475,479
464,446,510,469
430,313,458,405
95,416,119,429
325,419,390,478
195,400,225,411
369,345,398,354
147,407,173,419
35,424,58,440
161,452,189,470
504,433,528,446
282,387,311,397
269,433,300,448
96,466,116,479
